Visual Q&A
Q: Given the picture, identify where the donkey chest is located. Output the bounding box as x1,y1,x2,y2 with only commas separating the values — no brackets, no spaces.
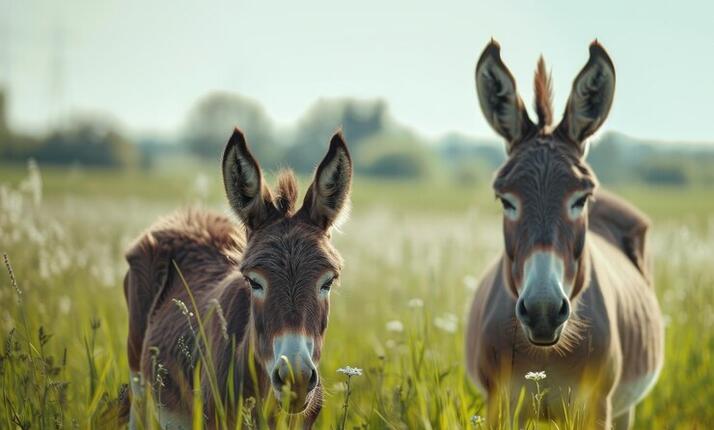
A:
492,302,619,407
502,345,619,419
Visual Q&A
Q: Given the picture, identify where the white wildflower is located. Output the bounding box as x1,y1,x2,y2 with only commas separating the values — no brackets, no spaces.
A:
471,415,486,426
58,295,72,315
433,313,458,333
385,320,404,332
192,173,209,200
525,371,547,381
463,275,479,291
408,298,424,308
337,366,363,377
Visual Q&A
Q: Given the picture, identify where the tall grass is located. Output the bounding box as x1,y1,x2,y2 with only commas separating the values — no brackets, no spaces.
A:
1,163,713,429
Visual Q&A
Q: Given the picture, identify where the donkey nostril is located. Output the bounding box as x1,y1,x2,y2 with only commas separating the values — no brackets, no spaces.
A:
307,368,318,391
516,299,528,320
271,367,284,390
557,298,570,322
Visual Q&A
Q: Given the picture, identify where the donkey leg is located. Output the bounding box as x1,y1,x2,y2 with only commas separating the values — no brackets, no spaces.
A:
613,407,635,430
585,399,613,430
485,394,507,429
123,239,172,429
128,370,145,430
157,407,192,430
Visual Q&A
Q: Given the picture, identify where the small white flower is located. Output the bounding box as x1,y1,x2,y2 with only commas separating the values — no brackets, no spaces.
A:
58,295,72,315
433,313,458,333
408,298,424,308
385,320,404,332
337,366,363,377
470,415,486,426
193,173,209,199
463,275,479,291
525,371,547,381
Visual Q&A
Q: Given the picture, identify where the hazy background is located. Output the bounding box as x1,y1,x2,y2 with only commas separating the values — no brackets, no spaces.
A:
3,0,714,139
3,1,714,187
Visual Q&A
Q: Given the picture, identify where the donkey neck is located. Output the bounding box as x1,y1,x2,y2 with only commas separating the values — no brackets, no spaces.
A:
235,322,268,395
205,277,269,415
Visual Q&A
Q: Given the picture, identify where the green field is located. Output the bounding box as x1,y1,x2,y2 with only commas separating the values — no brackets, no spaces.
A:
1,163,713,429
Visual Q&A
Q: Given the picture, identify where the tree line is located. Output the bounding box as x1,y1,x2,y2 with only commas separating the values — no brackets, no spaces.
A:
1,89,712,186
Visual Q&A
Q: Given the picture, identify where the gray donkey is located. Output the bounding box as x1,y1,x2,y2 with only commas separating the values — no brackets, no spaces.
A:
465,40,663,429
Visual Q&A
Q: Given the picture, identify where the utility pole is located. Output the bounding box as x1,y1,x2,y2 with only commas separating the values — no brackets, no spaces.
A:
0,0,12,132
49,20,67,130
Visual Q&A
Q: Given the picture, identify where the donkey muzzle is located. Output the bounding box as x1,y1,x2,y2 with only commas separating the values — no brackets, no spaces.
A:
270,333,319,412
516,292,570,346
516,251,572,346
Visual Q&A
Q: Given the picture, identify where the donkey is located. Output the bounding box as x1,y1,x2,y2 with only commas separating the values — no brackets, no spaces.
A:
465,40,664,429
124,128,352,429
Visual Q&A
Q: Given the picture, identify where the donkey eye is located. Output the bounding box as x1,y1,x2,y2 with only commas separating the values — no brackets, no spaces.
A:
500,198,516,211
320,277,335,292
571,195,589,210
245,276,264,292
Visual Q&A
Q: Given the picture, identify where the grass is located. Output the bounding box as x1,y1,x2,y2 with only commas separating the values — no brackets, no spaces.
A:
0,161,713,429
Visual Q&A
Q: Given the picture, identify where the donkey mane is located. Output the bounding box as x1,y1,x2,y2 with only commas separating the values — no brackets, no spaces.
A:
273,169,299,216
533,56,553,129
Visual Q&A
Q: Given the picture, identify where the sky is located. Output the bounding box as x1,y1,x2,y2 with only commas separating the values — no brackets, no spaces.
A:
2,0,713,142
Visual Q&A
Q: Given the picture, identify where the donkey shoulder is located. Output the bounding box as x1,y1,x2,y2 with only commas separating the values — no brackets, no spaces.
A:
466,258,515,394
123,208,246,369
124,208,246,322
588,189,652,282
126,208,245,263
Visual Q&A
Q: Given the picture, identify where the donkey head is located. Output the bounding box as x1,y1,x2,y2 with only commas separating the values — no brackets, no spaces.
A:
222,128,352,411
475,40,615,346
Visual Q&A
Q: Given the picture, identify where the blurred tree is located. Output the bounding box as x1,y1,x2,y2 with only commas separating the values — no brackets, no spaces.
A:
357,133,439,179
638,160,689,186
37,117,138,167
285,98,389,172
182,92,278,165
0,109,136,168
437,133,504,169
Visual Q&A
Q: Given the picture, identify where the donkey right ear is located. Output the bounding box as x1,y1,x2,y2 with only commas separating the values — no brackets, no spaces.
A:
298,131,353,231
555,41,616,151
475,40,535,152
222,128,277,230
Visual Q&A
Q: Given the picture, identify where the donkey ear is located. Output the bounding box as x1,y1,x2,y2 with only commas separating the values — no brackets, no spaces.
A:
475,40,535,152
299,131,353,231
222,128,277,230
556,41,616,151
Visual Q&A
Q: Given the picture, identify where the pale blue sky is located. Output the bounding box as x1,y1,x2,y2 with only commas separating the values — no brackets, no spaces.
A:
2,0,713,141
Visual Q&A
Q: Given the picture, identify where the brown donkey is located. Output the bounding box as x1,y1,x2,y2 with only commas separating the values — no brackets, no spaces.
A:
465,41,663,429
124,129,352,429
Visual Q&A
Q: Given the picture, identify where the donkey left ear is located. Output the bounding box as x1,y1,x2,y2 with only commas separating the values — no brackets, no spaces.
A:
475,40,536,153
556,41,616,152
298,131,353,231
222,128,278,231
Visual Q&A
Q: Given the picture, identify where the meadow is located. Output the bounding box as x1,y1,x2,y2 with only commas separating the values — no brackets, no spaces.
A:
1,162,713,429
